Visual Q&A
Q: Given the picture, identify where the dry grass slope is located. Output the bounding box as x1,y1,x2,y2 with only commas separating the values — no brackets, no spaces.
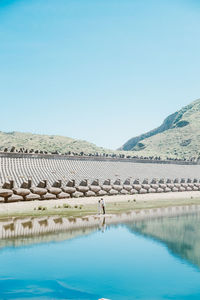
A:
121,98,200,159
0,131,108,154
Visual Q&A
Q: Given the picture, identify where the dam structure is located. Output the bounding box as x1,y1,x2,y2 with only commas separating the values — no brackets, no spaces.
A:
0,151,200,202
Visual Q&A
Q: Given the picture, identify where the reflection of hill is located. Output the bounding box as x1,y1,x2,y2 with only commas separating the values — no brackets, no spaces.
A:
127,213,200,269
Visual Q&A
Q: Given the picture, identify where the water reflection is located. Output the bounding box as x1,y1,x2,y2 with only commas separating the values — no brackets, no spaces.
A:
1,206,200,299
1,205,200,270
127,212,200,270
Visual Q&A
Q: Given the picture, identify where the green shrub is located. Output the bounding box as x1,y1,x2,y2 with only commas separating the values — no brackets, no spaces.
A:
175,120,189,128
63,204,71,208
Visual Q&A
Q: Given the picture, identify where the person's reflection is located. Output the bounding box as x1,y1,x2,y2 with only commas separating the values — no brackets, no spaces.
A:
99,217,106,233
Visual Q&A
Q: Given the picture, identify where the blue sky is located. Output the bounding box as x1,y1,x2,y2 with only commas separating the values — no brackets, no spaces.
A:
0,0,200,149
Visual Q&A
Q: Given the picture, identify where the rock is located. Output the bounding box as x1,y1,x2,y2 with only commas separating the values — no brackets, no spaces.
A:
91,179,99,186
174,184,181,188
167,184,174,189
188,183,194,188
186,186,192,191
120,189,129,195
52,180,62,188
7,194,23,202
133,179,140,184
123,185,132,191
130,189,138,194
158,179,165,184
79,179,88,186
172,187,179,192
164,187,171,192
57,192,70,199
85,191,96,197
157,188,164,193
13,188,30,197
101,185,112,192
97,190,107,196
181,183,188,188
193,186,198,191
62,187,76,194
133,184,142,191
21,179,32,189
142,184,150,190
72,191,84,198
37,180,47,188
187,178,192,183
179,186,185,192
124,179,131,185
112,185,123,192
142,179,149,184
41,193,57,200
151,179,157,184
90,180,101,193
114,179,121,185
47,187,62,195
66,180,75,187
139,188,147,194
151,184,159,189
148,188,156,193
166,179,172,183
90,186,101,193
30,187,47,196
2,182,11,189
0,189,13,202
109,189,118,195
77,186,89,193
174,178,179,183
25,193,40,201
159,184,166,189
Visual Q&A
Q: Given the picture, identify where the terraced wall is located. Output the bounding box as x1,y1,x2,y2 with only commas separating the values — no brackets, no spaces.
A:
0,152,199,187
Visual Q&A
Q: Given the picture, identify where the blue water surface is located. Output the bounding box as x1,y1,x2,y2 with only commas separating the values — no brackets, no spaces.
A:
0,215,200,300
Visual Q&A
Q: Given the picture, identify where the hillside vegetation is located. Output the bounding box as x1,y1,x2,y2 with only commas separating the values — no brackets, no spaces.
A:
0,131,107,154
120,98,200,159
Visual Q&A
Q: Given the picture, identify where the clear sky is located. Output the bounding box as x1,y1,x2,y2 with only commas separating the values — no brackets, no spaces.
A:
0,0,200,149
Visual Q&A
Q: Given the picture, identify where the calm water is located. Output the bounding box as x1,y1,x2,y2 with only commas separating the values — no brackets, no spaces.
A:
1,213,200,299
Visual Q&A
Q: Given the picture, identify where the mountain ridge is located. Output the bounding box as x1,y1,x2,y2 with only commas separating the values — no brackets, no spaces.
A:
120,98,200,159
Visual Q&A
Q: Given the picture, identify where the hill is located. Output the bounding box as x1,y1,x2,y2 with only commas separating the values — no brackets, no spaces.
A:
0,131,107,154
120,98,200,159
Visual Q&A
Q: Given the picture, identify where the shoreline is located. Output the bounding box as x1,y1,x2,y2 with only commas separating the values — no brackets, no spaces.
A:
0,191,200,218
0,203,200,242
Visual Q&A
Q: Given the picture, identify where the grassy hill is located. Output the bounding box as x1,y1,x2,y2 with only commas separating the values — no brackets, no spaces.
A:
0,131,107,154
120,98,200,159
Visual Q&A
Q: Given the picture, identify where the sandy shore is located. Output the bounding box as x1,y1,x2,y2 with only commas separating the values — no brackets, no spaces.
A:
0,191,200,216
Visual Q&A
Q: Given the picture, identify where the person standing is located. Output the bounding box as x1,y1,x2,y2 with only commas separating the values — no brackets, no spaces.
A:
101,198,105,215
97,199,101,215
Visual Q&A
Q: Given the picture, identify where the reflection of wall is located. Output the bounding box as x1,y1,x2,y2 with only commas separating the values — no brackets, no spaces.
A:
0,227,97,249
1,205,200,250
128,211,200,269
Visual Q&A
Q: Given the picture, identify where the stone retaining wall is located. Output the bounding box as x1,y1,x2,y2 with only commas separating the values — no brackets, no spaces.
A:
1,153,200,187
0,177,200,203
